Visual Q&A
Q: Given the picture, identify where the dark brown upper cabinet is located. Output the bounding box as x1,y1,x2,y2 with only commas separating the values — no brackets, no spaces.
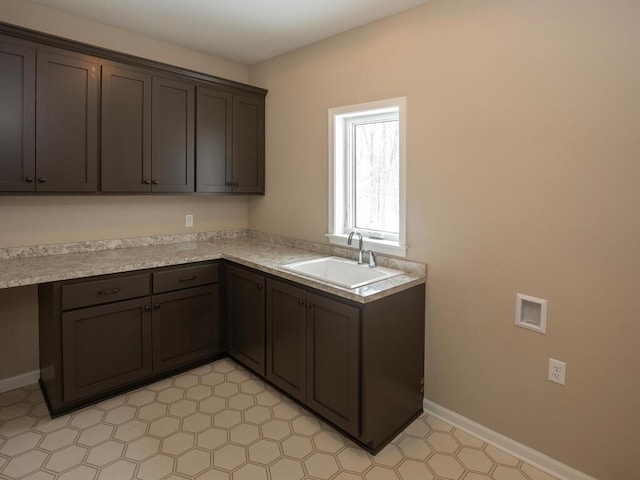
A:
196,86,233,193
232,94,265,194
101,65,152,193
0,36,35,192
151,77,195,193
36,49,99,192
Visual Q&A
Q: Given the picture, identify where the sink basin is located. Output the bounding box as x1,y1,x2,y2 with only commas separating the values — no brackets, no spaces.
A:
281,256,402,289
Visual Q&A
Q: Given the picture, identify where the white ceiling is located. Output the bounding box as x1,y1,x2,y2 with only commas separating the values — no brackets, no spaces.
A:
27,0,431,65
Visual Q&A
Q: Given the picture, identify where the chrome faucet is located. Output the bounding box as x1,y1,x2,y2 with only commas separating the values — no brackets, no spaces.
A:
366,250,377,268
347,231,364,264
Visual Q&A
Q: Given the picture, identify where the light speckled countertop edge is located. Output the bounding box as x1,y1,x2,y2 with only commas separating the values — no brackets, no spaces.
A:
0,238,425,303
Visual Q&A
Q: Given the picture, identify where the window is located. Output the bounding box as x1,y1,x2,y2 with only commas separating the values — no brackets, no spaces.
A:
328,98,406,257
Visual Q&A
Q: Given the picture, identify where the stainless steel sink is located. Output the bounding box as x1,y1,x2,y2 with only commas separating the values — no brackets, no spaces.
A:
281,256,402,289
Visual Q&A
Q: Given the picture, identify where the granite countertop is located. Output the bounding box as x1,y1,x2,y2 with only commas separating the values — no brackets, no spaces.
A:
0,237,425,303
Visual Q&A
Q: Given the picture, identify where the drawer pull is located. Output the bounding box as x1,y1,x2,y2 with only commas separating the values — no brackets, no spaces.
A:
97,288,121,295
179,276,197,282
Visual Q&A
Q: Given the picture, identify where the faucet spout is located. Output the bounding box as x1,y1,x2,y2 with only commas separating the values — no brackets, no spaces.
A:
347,231,365,264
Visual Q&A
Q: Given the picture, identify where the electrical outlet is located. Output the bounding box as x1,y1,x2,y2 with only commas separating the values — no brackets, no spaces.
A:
548,358,566,385
185,214,193,227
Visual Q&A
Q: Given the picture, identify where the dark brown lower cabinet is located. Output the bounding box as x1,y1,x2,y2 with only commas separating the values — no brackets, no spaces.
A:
266,279,360,436
152,285,220,373
266,280,307,402
226,265,265,375
39,261,222,415
61,297,152,403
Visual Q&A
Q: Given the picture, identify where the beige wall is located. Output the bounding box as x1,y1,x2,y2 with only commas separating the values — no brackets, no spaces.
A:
248,1,640,478
0,2,251,379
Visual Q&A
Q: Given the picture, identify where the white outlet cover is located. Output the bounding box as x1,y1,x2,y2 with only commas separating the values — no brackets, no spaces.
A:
185,214,194,227
548,358,566,385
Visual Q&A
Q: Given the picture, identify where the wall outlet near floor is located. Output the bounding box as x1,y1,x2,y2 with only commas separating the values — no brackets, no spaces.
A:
185,214,194,227
548,358,566,385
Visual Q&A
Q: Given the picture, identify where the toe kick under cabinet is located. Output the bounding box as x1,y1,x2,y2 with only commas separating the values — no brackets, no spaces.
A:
38,261,222,416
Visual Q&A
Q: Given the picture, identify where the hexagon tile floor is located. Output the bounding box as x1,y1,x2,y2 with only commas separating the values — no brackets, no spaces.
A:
0,358,559,480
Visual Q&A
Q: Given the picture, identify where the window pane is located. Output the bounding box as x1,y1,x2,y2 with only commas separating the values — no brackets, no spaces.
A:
353,120,399,234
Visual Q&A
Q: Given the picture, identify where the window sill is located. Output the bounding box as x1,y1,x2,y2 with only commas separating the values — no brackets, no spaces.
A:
326,234,407,258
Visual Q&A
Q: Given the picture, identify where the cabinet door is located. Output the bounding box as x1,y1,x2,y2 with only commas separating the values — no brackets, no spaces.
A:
266,279,307,402
36,50,99,192
306,293,360,437
101,65,152,192
227,265,265,375
152,284,220,374
232,94,265,194
0,37,35,192
152,77,194,192
196,86,232,193
62,297,152,403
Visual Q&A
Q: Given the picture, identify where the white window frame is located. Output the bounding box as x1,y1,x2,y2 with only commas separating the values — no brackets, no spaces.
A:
327,97,407,257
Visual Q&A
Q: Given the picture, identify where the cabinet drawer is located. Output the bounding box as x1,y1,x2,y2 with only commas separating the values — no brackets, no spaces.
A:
62,274,151,310
153,263,219,294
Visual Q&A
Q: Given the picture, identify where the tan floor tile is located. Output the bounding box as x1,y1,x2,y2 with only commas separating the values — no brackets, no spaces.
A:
248,438,281,464
404,418,431,438
0,416,37,437
162,431,194,455
22,471,56,480
34,415,70,433
200,396,226,415
397,436,431,460
493,465,529,480
239,379,265,395
169,399,197,417
464,473,492,480
229,423,260,445
452,429,484,448
0,431,42,456
176,449,211,476
334,473,364,480
256,390,281,407
261,419,291,440
45,444,87,472
372,444,403,467
427,453,464,480
77,424,114,446
114,419,148,442
213,444,246,470
214,382,239,398
96,396,125,411
148,417,180,437
0,403,31,421
70,408,105,429
124,436,160,461
425,415,454,432
214,409,242,428
187,385,213,401
397,459,434,480
312,430,346,454
125,389,156,407
2,450,48,478
103,405,136,425
243,405,271,425
146,378,173,392
337,446,373,473
58,464,98,480
282,434,313,459
305,452,340,479
228,393,255,410
233,462,268,480
174,373,199,389
183,412,213,433
40,427,79,451
201,372,226,387
157,387,184,404
198,428,228,450
0,389,29,406
137,402,167,422
137,454,174,480
457,446,493,473
292,415,322,436
226,370,252,384
269,457,304,480
86,440,124,467
196,467,230,480
365,465,401,480
272,402,301,420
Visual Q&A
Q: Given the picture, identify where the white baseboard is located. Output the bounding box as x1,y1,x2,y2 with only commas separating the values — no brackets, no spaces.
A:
0,370,40,394
423,398,598,480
